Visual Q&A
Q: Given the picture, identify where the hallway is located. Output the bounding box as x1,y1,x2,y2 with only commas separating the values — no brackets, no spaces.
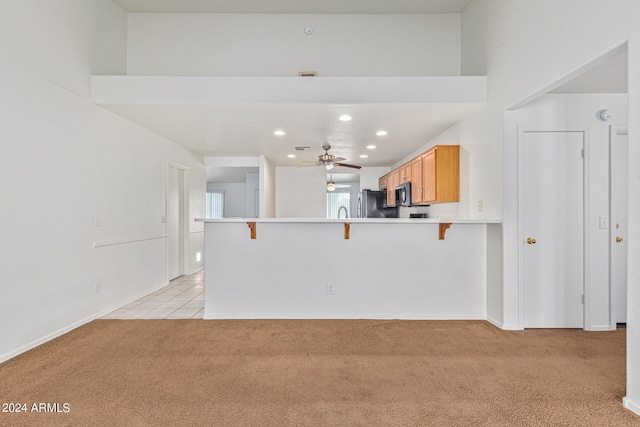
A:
102,271,204,319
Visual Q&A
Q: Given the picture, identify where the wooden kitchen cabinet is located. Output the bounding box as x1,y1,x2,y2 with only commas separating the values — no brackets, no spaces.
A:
411,156,423,204
386,171,396,206
420,145,459,204
379,175,387,190
400,163,412,184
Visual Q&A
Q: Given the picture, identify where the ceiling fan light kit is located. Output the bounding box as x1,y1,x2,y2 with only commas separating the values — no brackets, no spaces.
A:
304,144,362,170
326,174,336,191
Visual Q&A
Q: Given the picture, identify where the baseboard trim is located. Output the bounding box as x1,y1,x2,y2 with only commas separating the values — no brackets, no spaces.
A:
586,324,616,331
623,397,640,415
0,313,99,365
486,315,503,329
0,281,169,365
500,323,524,330
189,267,204,275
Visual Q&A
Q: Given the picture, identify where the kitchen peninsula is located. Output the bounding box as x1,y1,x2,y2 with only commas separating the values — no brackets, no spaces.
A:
199,218,501,321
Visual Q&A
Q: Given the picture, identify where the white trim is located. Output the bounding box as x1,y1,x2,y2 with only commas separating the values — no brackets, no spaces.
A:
623,397,640,416
486,315,503,329
93,234,166,248
586,325,616,331
166,161,191,283
500,323,524,331
583,128,592,330
189,266,205,275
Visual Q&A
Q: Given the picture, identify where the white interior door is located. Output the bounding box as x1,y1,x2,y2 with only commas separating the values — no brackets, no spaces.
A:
611,129,628,324
168,166,184,280
523,131,584,328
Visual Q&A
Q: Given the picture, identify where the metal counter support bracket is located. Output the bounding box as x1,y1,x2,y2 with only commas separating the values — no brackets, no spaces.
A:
247,222,257,239
344,222,351,239
439,223,452,240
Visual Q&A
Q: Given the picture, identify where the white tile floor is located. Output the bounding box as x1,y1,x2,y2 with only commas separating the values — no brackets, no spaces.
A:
102,271,204,319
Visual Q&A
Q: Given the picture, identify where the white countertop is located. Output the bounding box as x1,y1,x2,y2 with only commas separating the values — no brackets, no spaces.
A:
196,218,500,224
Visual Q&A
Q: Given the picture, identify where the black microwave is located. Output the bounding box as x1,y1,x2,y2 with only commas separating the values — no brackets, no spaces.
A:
395,182,411,207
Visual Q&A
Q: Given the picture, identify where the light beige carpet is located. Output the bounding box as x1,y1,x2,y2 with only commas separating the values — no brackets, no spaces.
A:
0,320,637,426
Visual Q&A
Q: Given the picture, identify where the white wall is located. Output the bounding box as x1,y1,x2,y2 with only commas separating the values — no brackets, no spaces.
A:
0,1,205,363
276,167,327,218
359,167,390,191
126,14,461,77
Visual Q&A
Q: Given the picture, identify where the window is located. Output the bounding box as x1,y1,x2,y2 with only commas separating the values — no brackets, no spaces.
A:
206,191,225,218
326,192,351,219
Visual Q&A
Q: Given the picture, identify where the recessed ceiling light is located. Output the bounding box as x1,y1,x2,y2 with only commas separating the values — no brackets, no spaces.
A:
376,130,388,136
274,130,285,136
287,154,296,158
366,145,376,150
360,154,368,158
339,114,352,122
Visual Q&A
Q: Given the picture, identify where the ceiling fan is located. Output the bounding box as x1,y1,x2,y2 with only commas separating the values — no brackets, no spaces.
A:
303,144,362,170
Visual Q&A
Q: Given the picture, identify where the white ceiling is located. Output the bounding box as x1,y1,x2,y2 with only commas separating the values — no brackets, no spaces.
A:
101,102,482,167
111,0,475,14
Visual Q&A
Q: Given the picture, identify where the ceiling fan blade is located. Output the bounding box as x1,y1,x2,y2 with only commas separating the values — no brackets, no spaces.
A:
332,156,346,162
334,162,362,170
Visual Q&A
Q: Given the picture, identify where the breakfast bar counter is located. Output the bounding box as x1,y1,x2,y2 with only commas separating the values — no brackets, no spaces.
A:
197,218,501,321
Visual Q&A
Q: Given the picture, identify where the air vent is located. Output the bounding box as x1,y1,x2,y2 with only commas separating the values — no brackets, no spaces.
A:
294,145,312,151
298,71,317,77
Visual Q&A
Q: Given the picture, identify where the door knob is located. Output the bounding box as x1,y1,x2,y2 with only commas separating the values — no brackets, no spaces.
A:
526,237,536,244
616,236,623,243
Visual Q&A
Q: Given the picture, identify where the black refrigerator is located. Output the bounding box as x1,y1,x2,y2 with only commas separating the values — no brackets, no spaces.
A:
357,190,397,218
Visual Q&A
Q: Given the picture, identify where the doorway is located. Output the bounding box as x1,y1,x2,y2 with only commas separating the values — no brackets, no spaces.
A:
167,163,186,281
521,130,585,328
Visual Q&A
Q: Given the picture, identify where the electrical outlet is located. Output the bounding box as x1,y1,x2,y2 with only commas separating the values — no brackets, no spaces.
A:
326,283,335,295
477,201,484,212
94,216,101,227
95,281,101,294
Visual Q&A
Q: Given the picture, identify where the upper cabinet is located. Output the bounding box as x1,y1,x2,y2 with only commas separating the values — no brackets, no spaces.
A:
381,145,459,206
400,162,412,184
411,156,423,204
378,175,387,190
386,172,395,206
420,145,459,204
